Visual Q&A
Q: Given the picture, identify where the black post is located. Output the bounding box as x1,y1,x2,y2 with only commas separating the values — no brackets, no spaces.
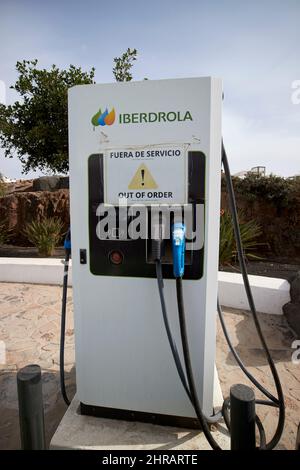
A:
17,364,46,450
230,383,256,450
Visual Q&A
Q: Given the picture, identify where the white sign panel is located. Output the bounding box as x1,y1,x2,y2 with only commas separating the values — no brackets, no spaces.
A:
105,144,187,204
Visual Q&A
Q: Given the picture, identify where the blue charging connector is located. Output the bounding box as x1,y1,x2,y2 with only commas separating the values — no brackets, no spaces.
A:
64,228,71,252
171,223,186,278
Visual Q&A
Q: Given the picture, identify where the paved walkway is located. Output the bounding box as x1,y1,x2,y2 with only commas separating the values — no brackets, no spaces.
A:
0,282,299,449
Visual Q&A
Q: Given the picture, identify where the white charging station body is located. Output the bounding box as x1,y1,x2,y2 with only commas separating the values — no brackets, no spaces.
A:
68,77,222,422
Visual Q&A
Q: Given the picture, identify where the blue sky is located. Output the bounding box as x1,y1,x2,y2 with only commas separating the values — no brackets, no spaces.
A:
0,0,299,178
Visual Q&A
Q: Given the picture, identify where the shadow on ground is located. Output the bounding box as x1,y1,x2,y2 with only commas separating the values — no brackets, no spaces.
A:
217,307,300,450
0,366,76,450
222,309,296,368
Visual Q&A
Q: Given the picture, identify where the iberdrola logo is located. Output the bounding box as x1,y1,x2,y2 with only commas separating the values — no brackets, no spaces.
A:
91,107,115,127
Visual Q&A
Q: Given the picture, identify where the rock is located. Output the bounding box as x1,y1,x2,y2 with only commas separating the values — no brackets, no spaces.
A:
32,176,69,192
5,179,34,194
5,176,69,194
283,302,300,336
33,176,61,192
290,271,300,304
58,176,69,190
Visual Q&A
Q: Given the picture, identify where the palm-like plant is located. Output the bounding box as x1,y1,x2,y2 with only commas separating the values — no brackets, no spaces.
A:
219,210,264,266
23,217,64,257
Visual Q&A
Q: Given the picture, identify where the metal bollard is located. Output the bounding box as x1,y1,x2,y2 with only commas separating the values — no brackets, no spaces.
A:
17,364,46,450
230,383,256,450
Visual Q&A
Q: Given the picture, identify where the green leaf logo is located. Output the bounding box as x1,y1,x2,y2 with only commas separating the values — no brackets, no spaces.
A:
91,108,102,127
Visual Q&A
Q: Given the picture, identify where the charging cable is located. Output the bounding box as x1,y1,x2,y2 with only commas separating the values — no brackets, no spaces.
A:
220,142,285,449
60,228,71,406
155,144,285,450
171,223,222,449
152,225,222,426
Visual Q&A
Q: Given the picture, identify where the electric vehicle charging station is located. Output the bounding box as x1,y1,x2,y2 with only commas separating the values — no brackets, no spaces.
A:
68,77,223,425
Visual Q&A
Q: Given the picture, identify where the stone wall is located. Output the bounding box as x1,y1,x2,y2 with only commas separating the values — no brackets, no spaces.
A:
221,192,300,259
0,176,299,259
0,189,70,245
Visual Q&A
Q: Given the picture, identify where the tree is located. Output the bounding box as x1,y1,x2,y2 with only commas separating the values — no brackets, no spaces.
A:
112,48,137,82
0,60,95,174
0,50,138,174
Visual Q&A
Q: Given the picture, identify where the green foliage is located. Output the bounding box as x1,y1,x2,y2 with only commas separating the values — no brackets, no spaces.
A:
0,60,95,174
219,210,263,266
23,217,64,257
113,48,137,82
231,173,300,208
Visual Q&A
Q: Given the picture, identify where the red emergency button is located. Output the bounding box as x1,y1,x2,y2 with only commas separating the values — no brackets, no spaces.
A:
109,250,124,265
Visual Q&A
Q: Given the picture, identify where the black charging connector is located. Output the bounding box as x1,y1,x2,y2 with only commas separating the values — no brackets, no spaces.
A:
151,221,166,261
152,239,164,262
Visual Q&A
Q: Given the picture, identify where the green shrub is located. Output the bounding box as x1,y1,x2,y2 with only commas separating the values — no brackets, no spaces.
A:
225,173,300,208
23,217,64,257
219,210,264,266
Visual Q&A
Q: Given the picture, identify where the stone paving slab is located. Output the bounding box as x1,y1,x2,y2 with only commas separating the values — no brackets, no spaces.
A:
50,396,230,450
0,283,75,449
0,282,299,450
